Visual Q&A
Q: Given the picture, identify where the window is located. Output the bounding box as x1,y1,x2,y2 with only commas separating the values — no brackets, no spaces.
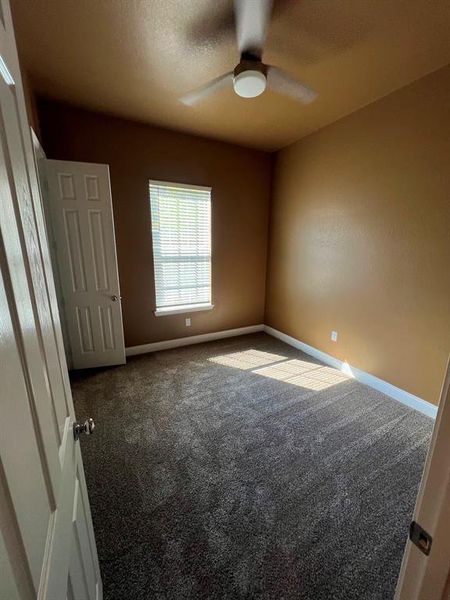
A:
149,180,212,316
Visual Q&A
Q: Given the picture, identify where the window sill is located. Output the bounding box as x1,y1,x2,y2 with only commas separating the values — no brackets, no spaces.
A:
154,303,214,317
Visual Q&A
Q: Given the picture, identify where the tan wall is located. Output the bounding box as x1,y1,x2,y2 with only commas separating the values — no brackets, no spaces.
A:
266,66,450,405
37,100,271,347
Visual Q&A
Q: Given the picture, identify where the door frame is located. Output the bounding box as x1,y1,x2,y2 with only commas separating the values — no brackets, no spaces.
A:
395,357,450,599
31,128,73,369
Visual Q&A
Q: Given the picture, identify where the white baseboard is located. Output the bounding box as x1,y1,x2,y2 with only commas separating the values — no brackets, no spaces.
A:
264,325,438,419
126,322,437,419
126,324,264,357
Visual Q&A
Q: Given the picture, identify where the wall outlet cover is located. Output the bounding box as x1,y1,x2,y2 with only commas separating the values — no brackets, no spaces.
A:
185,318,191,327
331,331,338,342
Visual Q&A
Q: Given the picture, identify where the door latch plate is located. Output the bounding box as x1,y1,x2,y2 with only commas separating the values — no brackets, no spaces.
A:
410,521,432,556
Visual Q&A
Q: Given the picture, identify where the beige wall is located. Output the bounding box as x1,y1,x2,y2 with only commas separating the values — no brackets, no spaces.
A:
266,66,450,405
37,66,450,403
37,100,271,347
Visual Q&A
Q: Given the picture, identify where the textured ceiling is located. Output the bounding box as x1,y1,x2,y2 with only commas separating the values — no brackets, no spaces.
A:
11,0,450,150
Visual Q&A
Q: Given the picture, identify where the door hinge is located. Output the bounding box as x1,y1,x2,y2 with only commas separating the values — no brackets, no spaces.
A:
410,521,432,556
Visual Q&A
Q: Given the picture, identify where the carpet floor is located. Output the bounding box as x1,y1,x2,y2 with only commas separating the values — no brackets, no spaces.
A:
72,332,433,600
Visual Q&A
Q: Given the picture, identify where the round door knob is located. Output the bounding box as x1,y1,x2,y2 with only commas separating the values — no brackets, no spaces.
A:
73,418,95,441
111,295,119,302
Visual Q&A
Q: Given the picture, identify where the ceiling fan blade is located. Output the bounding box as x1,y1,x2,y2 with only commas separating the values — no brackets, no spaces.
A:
266,65,318,104
234,0,273,56
179,72,234,106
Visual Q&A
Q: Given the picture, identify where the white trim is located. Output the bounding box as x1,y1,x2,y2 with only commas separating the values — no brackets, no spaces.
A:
126,324,264,356
154,303,214,316
395,358,450,599
264,325,438,419
149,179,211,192
126,322,438,419
0,55,15,86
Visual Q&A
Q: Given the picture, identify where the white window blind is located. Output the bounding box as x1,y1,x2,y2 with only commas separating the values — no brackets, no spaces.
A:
149,180,212,313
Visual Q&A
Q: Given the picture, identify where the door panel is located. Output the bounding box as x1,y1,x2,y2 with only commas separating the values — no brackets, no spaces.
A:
0,0,102,597
71,477,97,600
0,267,52,589
46,160,125,369
0,532,22,600
89,210,110,291
0,79,62,493
1,86,72,439
65,208,88,292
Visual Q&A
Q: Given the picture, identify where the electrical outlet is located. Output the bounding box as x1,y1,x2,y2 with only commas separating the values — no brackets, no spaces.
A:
185,318,191,327
331,331,338,342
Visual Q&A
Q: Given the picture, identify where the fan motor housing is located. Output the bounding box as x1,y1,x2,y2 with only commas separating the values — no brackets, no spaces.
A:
233,56,267,98
234,57,267,78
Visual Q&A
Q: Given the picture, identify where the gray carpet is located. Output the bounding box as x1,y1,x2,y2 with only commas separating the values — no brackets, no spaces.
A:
72,332,433,600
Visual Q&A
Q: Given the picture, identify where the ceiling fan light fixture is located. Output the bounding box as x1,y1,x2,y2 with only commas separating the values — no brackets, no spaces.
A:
179,1,318,107
233,69,266,98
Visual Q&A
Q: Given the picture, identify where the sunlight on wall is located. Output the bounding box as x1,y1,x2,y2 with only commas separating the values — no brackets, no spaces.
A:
209,349,351,391
341,361,354,377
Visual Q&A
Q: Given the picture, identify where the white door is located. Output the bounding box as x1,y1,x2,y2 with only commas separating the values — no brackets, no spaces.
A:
395,359,450,600
0,0,102,598
45,160,126,369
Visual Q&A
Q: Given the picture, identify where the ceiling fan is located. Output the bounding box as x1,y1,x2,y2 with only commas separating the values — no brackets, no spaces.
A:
180,0,318,106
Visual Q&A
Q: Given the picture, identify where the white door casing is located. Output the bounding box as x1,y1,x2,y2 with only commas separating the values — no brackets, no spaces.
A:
0,0,102,598
32,130,74,370
45,159,126,369
395,358,450,600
